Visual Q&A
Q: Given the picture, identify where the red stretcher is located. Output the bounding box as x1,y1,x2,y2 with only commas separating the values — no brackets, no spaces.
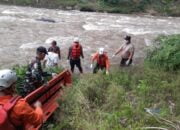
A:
24,70,72,130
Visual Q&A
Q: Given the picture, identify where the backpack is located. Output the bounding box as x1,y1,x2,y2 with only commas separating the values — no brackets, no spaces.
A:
0,96,21,130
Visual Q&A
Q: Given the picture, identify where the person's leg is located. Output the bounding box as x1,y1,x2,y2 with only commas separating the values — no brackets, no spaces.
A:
120,58,128,66
70,59,75,73
100,66,106,74
75,59,83,73
127,59,133,66
93,64,99,73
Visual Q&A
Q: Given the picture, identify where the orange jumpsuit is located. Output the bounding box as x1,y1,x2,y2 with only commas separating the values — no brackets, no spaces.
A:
0,95,43,129
92,52,110,73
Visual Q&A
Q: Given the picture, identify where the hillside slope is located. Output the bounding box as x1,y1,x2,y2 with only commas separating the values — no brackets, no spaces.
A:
49,35,180,130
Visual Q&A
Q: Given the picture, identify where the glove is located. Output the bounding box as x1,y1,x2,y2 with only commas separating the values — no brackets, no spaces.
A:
112,54,115,58
106,70,109,75
67,59,69,63
34,101,42,108
90,64,93,69
52,73,57,78
126,59,130,65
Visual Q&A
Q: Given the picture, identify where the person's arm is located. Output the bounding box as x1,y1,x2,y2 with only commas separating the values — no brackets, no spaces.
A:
43,56,48,68
43,60,46,68
114,46,123,56
105,56,110,74
128,45,135,60
48,47,51,52
91,53,98,64
57,47,61,60
13,100,43,127
80,45,84,59
126,45,134,65
90,53,97,68
67,47,71,60
53,55,59,66
42,72,51,77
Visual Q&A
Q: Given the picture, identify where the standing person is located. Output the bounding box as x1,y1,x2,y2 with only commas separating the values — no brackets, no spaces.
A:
112,35,135,66
67,37,84,73
48,40,61,59
0,69,43,130
28,46,51,86
21,46,52,96
43,51,59,68
91,48,110,75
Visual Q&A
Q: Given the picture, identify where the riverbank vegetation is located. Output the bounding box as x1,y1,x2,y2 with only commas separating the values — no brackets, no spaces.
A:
48,34,180,130
1,0,180,16
13,65,63,95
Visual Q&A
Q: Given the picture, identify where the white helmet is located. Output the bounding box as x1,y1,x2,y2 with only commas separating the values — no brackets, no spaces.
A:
0,69,17,91
73,37,79,43
98,48,104,55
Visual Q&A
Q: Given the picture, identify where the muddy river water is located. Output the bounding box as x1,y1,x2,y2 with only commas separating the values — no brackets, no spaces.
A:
0,5,180,72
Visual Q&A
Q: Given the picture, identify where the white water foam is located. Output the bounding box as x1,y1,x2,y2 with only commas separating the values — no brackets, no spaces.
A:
83,23,105,31
2,9,23,15
19,41,42,49
0,16,16,22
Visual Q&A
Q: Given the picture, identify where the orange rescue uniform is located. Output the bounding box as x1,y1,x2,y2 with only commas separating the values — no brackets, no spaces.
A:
0,95,43,129
92,52,110,70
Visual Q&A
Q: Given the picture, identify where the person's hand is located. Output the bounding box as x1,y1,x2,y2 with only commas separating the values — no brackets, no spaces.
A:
126,59,130,65
106,70,109,75
90,64,93,69
67,59,69,63
52,73,57,78
34,101,42,108
112,54,115,58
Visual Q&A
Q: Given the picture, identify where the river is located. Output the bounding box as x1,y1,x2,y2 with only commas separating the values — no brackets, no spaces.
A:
0,5,180,72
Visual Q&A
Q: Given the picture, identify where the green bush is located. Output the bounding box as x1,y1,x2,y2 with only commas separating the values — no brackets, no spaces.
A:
13,65,63,94
146,34,180,71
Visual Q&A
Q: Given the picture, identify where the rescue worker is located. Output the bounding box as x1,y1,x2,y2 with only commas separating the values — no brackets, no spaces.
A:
112,35,135,66
0,69,43,130
43,51,59,68
67,37,84,73
48,40,61,59
91,48,110,75
21,46,52,96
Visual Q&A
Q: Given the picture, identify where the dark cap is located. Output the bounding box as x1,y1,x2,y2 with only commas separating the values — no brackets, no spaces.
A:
124,35,131,41
36,46,48,54
51,40,57,45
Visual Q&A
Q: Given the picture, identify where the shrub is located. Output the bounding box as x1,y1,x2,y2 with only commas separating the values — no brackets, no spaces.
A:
146,34,180,71
13,65,63,94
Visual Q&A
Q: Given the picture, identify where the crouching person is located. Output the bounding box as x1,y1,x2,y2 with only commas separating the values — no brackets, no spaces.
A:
0,69,43,130
91,48,110,75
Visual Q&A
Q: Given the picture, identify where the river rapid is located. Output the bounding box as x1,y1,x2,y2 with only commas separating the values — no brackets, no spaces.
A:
0,5,180,72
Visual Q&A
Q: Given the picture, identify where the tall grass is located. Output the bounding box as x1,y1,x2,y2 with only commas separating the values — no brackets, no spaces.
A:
51,66,179,130
49,34,180,130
